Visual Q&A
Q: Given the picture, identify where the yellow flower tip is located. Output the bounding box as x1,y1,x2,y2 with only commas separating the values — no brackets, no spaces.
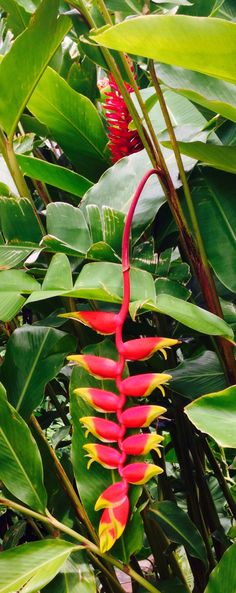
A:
99,530,114,553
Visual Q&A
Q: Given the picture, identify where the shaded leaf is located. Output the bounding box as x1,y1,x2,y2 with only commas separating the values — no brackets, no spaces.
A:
0,385,47,511
149,501,208,566
28,67,109,180
43,553,96,593
0,0,71,139
17,155,93,199
169,351,227,399
1,325,76,419
0,196,42,244
204,543,236,593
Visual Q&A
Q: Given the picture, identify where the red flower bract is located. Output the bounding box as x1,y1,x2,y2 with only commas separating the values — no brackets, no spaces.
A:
104,73,143,163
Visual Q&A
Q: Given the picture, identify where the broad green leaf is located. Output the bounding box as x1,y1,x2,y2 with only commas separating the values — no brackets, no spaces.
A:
0,293,26,321
81,140,196,240
17,155,93,198
43,202,92,256
0,246,34,270
169,351,227,399
163,141,236,174
149,501,208,566
42,254,73,292
91,16,236,84
0,539,77,593
157,64,236,123
70,339,130,528
72,261,156,304
0,196,43,244
1,325,76,419
204,543,236,593
155,277,190,301
153,294,233,339
188,169,236,293
0,269,40,321
0,0,71,139
43,554,96,593
28,67,109,180
0,387,47,511
185,385,236,448
0,0,30,35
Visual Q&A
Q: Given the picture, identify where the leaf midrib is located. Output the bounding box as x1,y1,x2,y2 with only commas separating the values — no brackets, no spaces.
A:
0,546,75,593
0,423,43,509
31,88,108,163
150,507,203,558
16,329,50,412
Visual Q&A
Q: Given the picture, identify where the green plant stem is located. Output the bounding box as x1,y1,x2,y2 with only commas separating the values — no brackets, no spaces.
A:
201,436,236,519
30,415,98,542
0,497,162,593
0,128,45,233
149,60,236,384
30,415,125,593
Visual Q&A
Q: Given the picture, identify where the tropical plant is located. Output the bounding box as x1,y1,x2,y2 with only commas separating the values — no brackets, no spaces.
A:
0,1,235,593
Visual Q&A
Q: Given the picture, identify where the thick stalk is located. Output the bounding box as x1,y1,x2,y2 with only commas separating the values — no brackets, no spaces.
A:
201,438,236,519
30,415,98,542
149,60,236,384
0,498,162,593
0,129,45,233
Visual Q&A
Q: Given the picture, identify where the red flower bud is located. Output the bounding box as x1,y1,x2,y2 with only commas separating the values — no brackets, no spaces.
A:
74,387,119,413
122,337,180,361
122,433,163,456
121,373,172,397
60,311,117,335
95,481,128,510
120,405,166,428
122,462,163,484
80,416,121,442
99,496,130,552
83,443,122,469
68,355,118,379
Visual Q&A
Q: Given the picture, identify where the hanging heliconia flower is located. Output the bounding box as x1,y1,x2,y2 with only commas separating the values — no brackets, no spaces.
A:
66,169,180,552
101,66,143,163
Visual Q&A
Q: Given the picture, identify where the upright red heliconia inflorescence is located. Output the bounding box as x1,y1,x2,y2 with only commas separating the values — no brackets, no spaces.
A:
66,169,180,552
100,64,143,163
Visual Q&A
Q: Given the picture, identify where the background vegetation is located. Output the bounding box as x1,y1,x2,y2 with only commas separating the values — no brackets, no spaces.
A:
0,1,235,592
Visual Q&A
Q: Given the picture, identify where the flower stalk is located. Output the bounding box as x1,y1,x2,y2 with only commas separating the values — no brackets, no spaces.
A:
67,169,179,551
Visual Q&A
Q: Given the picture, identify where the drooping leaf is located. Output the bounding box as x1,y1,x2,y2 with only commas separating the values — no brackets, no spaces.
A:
187,169,236,293
43,202,92,256
204,543,236,593
149,501,208,567
147,294,233,339
169,351,227,399
43,553,96,593
0,0,71,139
163,141,236,175
185,385,236,448
80,141,195,241
17,155,93,199
91,16,236,84
28,67,109,180
0,539,77,593
1,325,76,419
0,0,30,36
0,269,40,321
0,196,43,244
0,385,47,511
157,64,236,123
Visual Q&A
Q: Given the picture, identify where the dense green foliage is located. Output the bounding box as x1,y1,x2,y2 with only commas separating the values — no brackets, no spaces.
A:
0,1,235,592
